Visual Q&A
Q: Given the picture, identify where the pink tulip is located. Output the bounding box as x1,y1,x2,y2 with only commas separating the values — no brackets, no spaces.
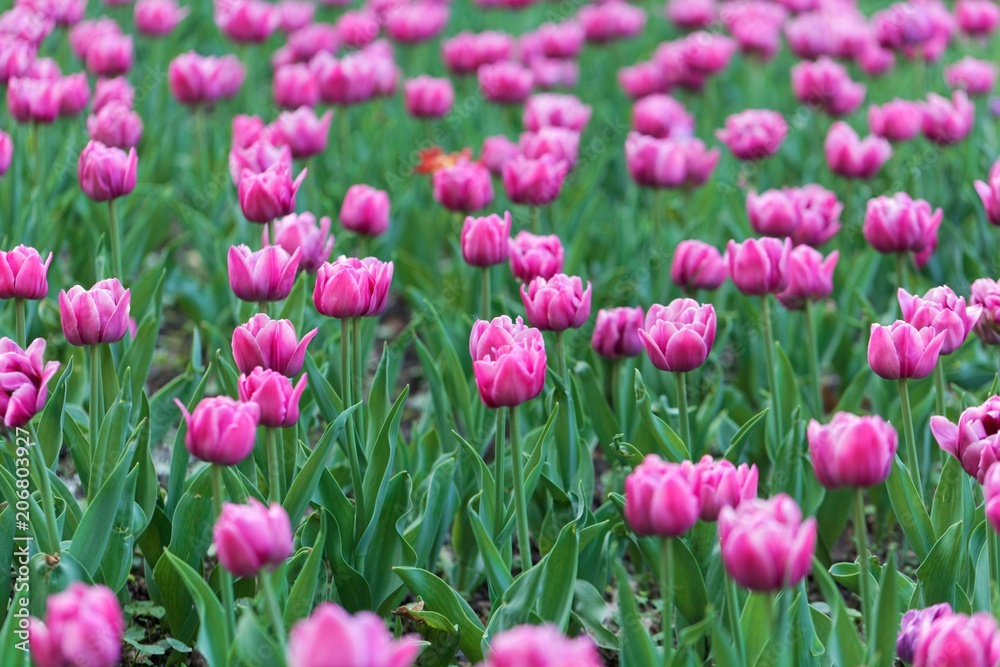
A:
718,494,816,591
898,604,955,664
898,286,982,356
58,279,130,346
868,99,922,142
716,109,787,160
93,76,135,113
68,19,119,62
27,583,124,667
228,245,300,303
790,185,843,247
791,57,865,116
0,37,35,85
945,57,997,96
671,240,727,291
461,211,511,268
215,0,277,43
340,184,390,236
776,246,838,310
277,0,314,32
807,412,897,488
692,455,758,522
313,256,393,318
273,63,320,110
631,93,694,139
404,75,454,119
957,0,1000,37
921,91,974,145
519,127,579,169
667,0,716,29
213,499,293,576
175,395,259,465
469,315,547,408
0,245,50,300
873,2,935,50
238,162,307,224
0,338,59,428
975,160,1000,225
509,231,564,282
726,237,791,296
502,155,568,207
134,0,189,36
0,131,13,177
520,273,591,331
311,52,378,105
87,101,143,149
480,135,519,176
618,61,668,99
233,314,318,377
238,368,307,428
85,33,132,77
856,41,896,76
335,10,380,49
624,454,700,537
639,298,716,372
281,23,339,63
432,159,494,212
533,21,585,59
655,32,737,83
931,395,1000,482
591,306,644,358
972,279,1000,345
230,136,292,187
578,1,647,43
385,3,449,43
863,193,941,267
234,115,266,149
824,121,892,179
479,61,534,105
169,52,246,105
625,133,719,189
482,624,602,667
747,189,798,238
55,72,91,117
722,1,787,59
912,612,1000,667
287,603,420,667
987,465,1000,535
523,93,590,132
867,321,946,380
270,107,332,159
7,77,59,124
267,212,334,273
23,55,59,79
442,30,513,75
526,58,578,91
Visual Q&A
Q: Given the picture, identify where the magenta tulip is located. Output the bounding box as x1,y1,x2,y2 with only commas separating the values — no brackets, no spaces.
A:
28,583,124,667
232,314,318,377
624,454,700,537
478,61,533,105
791,57,866,116
480,135,519,176
591,306,644,359
238,369,307,428
913,612,1000,667
921,91,974,145
931,396,1000,482
228,245,300,303
268,212,334,273
898,604,955,665
638,298,716,372
692,455,758,522
134,0,189,36
508,231,563,282
867,321,946,380
340,184,390,236
898,286,982,356
461,211,511,267
868,99,923,142
273,63,320,110
58,279,131,346
726,237,791,296
175,395,259,465
313,256,393,319
972,278,1000,345
482,625,602,667
238,162,306,224
0,131,11,176
671,240,726,291
213,499,293,577
216,0,277,43
578,1,647,43
824,121,892,179
7,77,59,124
77,140,137,202
85,33,132,77
287,603,420,667
631,93,694,139
404,75,454,118
0,338,60,428
87,101,143,149
807,412,897,488
502,155,568,207
776,246,838,311
523,93,591,132
957,0,999,37
863,193,941,267
432,159,494,213
945,57,996,96
0,245,51,300
469,315,547,408
716,109,787,160
94,77,135,113
520,273,591,331
975,160,1000,225
986,465,1000,534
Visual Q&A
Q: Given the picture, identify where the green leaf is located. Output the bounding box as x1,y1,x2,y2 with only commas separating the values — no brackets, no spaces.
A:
283,518,326,630
571,361,620,452
635,369,688,462
916,521,966,607
394,567,486,663
119,310,160,410
392,606,457,667
467,505,514,596
362,472,418,613
37,357,71,467
323,508,372,613
165,362,212,519
162,550,232,667
871,550,899,667
283,405,357,526
811,558,865,667
360,386,410,531
537,521,579,630
614,561,659,667
724,408,769,462
885,456,934,560
931,455,964,539
304,353,343,424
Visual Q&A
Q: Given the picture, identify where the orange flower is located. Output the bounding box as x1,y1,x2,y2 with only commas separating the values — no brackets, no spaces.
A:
414,146,474,174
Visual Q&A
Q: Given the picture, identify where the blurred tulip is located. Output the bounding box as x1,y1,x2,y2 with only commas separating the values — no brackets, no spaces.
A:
287,604,420,667
0,37,35,84
238,162,306,224
519,127,579,169
921,91,974,145
986,465,1000,534
618,61,668,99
726,237,791,296
215,0,277,43
897,604,954,664
0,338,59,428
975,160,1000,225
87,101,143,149
134,0,189,36
270,107,332,159
230,137,292,186
340,184,390,236
27,583,124,667
624,454,700,536
461,211,511,267
282,23,339,63
502,155,568,207
480,135,519,175
670,240,726,291
790,185,842,247
175,395,259,465
945,57,997,96
169,52,245,105
0,245,51,300
718,494,816,591
469,315,547,408
482,625,601,667
58,279,131,346
385,3,449,43
520,273,591,331
867,321,945,380
534,21,584,59
336,10,380,49
0,131,12,177
912,612,1000,667
591,306,644,358
747,189,798,238
523,93,590,132
7,77,59,124
85,33,132,77
776,246,838,310
311,52,378,105
631,93,694,139
68,18,120,62
863,193,941,267
509,231,563,282
625,133,719,189
578,1,647,43
277,0,314,32
442,30,513,75
716,109,787,160
667,0,715,30
404,75,454,118
791,57,865,116
856,41,896,76
692,455,757,522
214,499,293,576
313,256,393,318
479,61,533,105
238,368,307,428
957,0,999,37
824,121,892,179
972,278,1000,345
228,245,300,302
722,1,787,60
807,412,897,488
898,286,982,356
55,72,91,117
267,212,334,273
526,58,578,91
273,63,320,110
868,99,922,142
432,159,494,212
639,298,716,372
93,76,135,113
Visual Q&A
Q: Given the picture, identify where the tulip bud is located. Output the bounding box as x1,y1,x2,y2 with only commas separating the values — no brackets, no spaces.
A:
59,279,131,346
288,603,421,667
175,395,259,465
776,246,838,310
0,338,60,428
228,245,301,303
508,231,564,282
461,211,511,267
238,162,307,224
867,321,946,380
469,315,547,408
520,273,592,331
232,314,318,377
77,141,138,202
340,184,390,236
213,499,293,577
670,240,726,291
718,494,816,591
726,237,791,296
931,396,1000,482
624,454,700,537
313,256,394,318
972,278,1000,345
591,306,644,358
692,455,758,521
807,412,897,489
238,369,307,428
638,298,716,372
483,624,602,667
267,212,335,273
432,159,494,213
27,583,125,667
0,245,52,300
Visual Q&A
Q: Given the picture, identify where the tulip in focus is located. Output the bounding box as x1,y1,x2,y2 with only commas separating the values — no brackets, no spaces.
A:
287,603,420,667
718,494,816,591
898,287,982,356
670,240,726,291
228,245,301,303
469,315,547,408
509,231,564,282
461,211,511,267
238,368,307,428
238,162,307,224
313,256,394,318
912,612,1000,667
986,465,1000,534
624,454,700,537
897,604,954,665
868,99,923,142
638,298,716,372
520,273,591,331
175,396,260,465
776,246,838,310
0,245,51,300
931,395,1000,482
726,237,791,296
0,338,60,428
59,279,131,346
432,159,494,213
481,624,602,667
824,121,892,179
267,212,334,273
404,75,454,119
867,321,946,380
693,455,758,522
591,306,644,359
214,499,294,577
27,583,125,667
232,314,318,377
807,412,897,488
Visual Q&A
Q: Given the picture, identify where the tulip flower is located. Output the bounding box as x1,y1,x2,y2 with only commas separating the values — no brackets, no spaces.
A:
523,93,591,132
267,212,334,273
791,57,866,116
0,245,51,301
912,612,1000,667
509,231,564,282
578,1,647,43
77,140,137,203
59,279,131,347
232,314,318,377
921,91,974,145
0,131,11,176
335,10,380,49
534,21,586,59
169,52,245,106
631,93,694,139
404,75,454,118
776,246,838,311
55,73,91,118
863,193,942,272
931,396,1000,483
238,369,307,429
718,494,816,592
287,604,420,667
726,237,790,296
868,99,923,142
228,245,300,304
716,109,787,160
385,3,449,43
277,0,314,32
748,186,842,246
69,19,119,62
520,273,591,332
502,155,568,207
272,63,320,110
340,184,390,236
230,138,292,187
432,159,494,213
134,0,189,36
7,77,60,124
957,0,999,37
666,0,715,29
216,0,277,43
482,625,602,667
824,122,892,179
313,256,393,319
175,396,260,466
442,31,512,75
87,101,143,149
28,583,125,667
897,604,954,665
480,135,519,176
945,57,996,96
625,133,720,189
591,306,644,359
692,455,758,522
478,61,533,105
519,127,579,170
85,33,132,77
461,212,511,268
670,240,726,291
722,1,787,59
618,61,668,99
972,278,1000,345
975,160,1000,225
986,465,1000,534
239,162,307,225
808,413,897,490
868,321,945,381
0,338,59,428
898,287,982,357
214,499,293,577
747,190,798,238
93,77,135,113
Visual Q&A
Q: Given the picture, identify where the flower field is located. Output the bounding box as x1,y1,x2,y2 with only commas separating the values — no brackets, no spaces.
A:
3,0,1000,665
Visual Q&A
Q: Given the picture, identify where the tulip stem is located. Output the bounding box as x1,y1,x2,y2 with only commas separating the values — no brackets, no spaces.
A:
261,570,287,653
675,372,691,454
493,407,506,541
108,199,122,280
761,296,784,450
341,320,365,549
267,220,276,247
990,530,1000,616
211,464,236,638
725,576,744,662
895,253,906,294
481,266,491,318
29,441,60,554
529,206,539,233
554,331,577,488
804,300,823,417
934,363,947,420
14,298,25,349
660,536,675,663
899,379,923,496
853,488,871,641
509,405,532,573
352,317,364,444
266,428,282,504
88,346,103,501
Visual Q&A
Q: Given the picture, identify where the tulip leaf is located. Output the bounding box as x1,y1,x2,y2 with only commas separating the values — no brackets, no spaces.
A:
916,521,966,608
724,407,769,463
537,520,580,630
930,455,964,539
163,550,232,667
406,454,459,570
304,352,343,424
635,369,688,462
283,404,357,527
322,508,372,613
233,608,286,667
571,361,619,453
391,607,457,667
870,550,899,667
362,471,417,614
90,370,133,495
359,386,410,533
394,567,485,663
119,312,160,412
0,585,30,667
467,504,514,598
37,356,71,467
614,561,659,667
283,516,326,630
885,456,934,560
413,336,456,453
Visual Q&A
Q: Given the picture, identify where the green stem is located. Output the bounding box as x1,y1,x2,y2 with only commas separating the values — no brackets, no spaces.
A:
266,428,282,504
991,529,1000,617
14,298,25,349
509,405,532,573
899,379,923,496
267,220,276,247
934,363,947,420
212,465,236,637
761,296,784,447
726,576,745,663
341,320,365,550
481,266,491,318
88,346,102,501
675,372,690,455
895,252,906,294
493,407,506,540
108,199,122,280
853,488,871,641
29,442,60,553
529,206,539,233
660,536,675,663
554,331,576,487
261,570,288,653
804,300,823,417
352,317,364,445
